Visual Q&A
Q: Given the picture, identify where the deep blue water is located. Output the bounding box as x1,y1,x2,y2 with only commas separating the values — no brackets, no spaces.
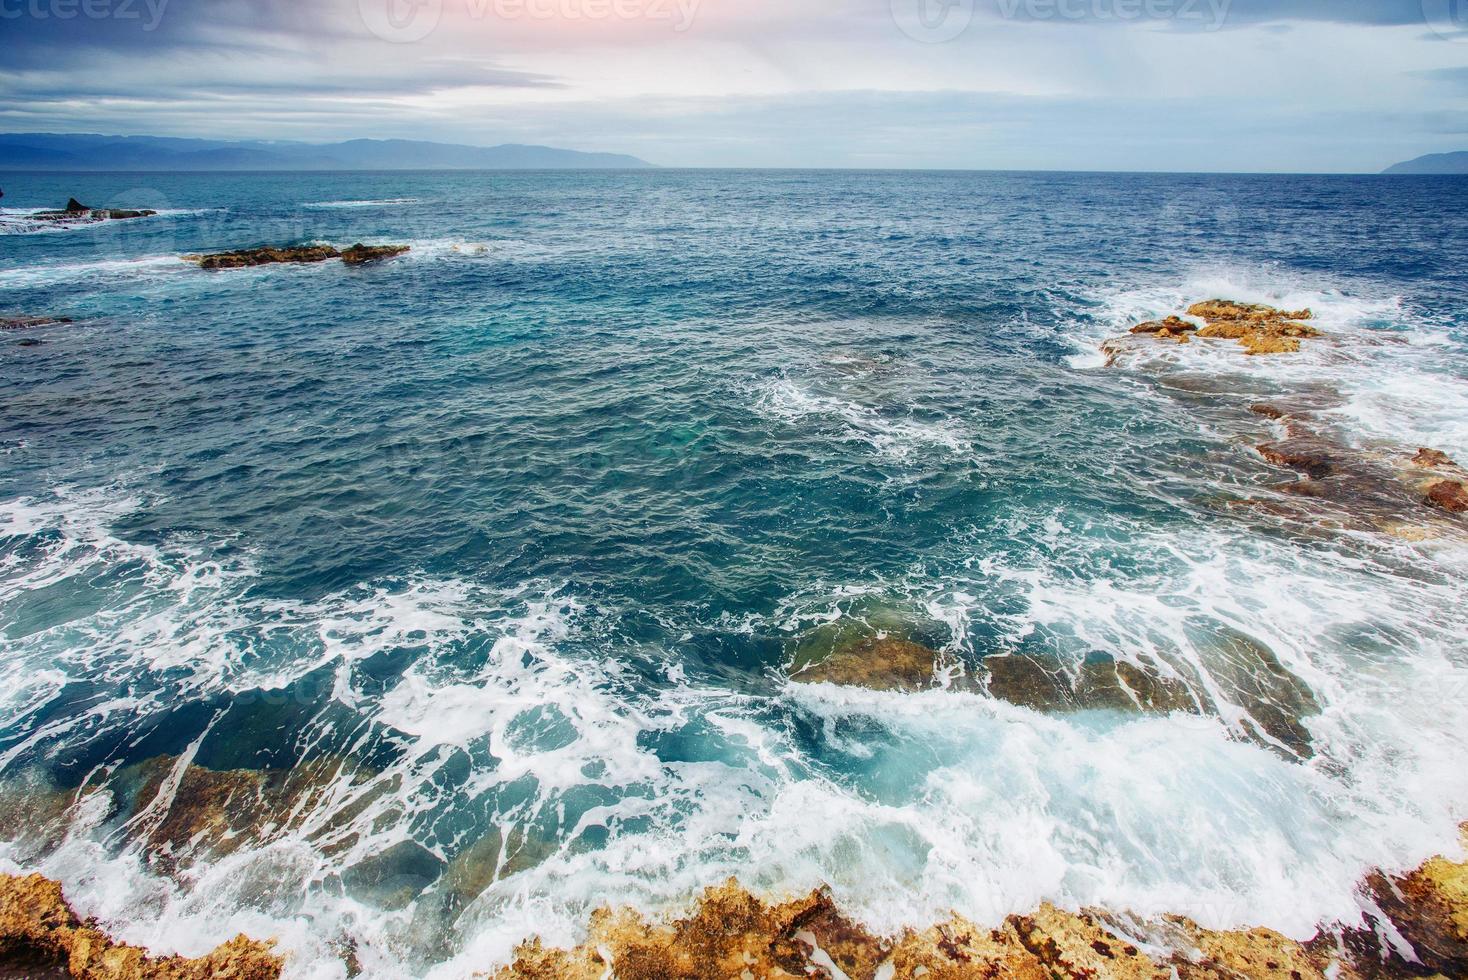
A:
2,170,1467,977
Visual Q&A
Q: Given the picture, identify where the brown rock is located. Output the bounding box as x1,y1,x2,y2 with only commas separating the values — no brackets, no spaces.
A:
340,243,411,265
1425,480,1468,514
1187,300,1313,323
1257,439,1334,479
188,245,344,270
0,873,281,979
1,316,72,331
1009,903,1169,979
1251,404,1289,420
1412,448,1462,471
984,652,1200,716
1240,333,1302,356
187,244,410,269
1131,316,1199,335
792,636,937,691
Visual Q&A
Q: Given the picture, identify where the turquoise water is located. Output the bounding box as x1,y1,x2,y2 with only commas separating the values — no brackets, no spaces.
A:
2,171,1468,977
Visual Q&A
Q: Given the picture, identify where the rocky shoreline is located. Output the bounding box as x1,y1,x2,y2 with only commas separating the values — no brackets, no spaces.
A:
487,838,1468,979
0,874,280,979
4,829,1466,979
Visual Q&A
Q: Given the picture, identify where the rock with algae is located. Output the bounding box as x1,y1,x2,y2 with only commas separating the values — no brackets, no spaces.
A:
0,873,281,979
185,243,410,270
791,636,940,692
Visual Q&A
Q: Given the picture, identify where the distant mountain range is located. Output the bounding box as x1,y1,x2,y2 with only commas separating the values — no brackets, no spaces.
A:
0,133,654,171
1381,151,1468,175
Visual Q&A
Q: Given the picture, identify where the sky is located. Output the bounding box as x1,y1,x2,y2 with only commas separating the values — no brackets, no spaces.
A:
1,0,1466,171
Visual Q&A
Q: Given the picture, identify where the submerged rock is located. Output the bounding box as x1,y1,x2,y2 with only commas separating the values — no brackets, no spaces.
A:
119,754,387,873
1256,437,1336,479
186,244,410,269
0,873,281,979
983,651,1200,716
791,636,938,691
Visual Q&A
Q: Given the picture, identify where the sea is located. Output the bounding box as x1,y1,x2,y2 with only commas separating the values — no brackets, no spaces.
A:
1,169,1466,978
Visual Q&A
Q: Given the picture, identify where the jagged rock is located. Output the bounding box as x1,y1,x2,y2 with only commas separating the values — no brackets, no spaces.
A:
1187,300,1313,323
186,244,410,269
1257,438,1335,479
1251,404,1289,420
0,873,281,979
1240,333,1301,356
340,243,411,265
1425,480,1468,514
187,245,344,269
1,316,72,330
1412,448,1463,472
30,200,156,224
792,636,937,691
1131,316,1199,335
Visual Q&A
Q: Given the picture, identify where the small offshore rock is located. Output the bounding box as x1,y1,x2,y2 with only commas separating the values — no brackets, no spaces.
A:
31,199,157,224
1,316,72,331
187,244,410,269
1426,480,1468,514
188,245,343,269
1251,403,1289,420
340,243,411,265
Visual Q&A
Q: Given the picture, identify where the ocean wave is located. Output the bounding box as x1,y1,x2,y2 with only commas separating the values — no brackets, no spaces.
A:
4,478,1466,977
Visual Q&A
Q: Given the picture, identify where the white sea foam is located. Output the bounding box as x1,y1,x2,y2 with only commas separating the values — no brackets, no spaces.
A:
755,378,969,461
1074,263,1468,460
303,199,421,209
0,254,190,289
